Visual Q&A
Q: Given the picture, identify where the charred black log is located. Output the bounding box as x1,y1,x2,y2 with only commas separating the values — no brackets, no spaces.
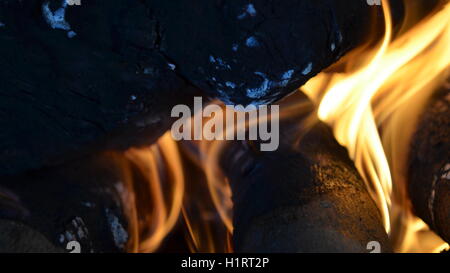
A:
0,0,201,176
0,0,405,176
0,152,134,253
0,219,63,253
148,0,406,106
408,86,450,244
220,93,391,253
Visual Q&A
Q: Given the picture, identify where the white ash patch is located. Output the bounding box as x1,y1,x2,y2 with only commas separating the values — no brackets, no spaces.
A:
59,216,89,243
246,70,296,99
429,175,438,226
332,32,343,53
72,217,88,239
282,70,294,80
42,1,70,30
246,4,257,16
280,70,294,86
302,62,313,75
338,32,343,43
42,1,77,38
130,95,137,101
232,44,239,52
167,63,176,70
245,36,259,48
105,208,128,249
210,56,231,70
331,43,336,52
237,4,257,20
216,58,228,68
246,72,270,99
225,82,236,89
429,162,450,226
67,30,76,38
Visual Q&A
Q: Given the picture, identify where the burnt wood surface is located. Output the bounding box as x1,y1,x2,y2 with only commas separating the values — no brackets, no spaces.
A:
0,0,201,176
0,152,134,252
0,219,64,253
0,0,405,176
220,93,391,253
408,86,450,244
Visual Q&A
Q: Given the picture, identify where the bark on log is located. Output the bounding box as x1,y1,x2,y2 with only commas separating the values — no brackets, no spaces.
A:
408,87,450,244
0,0,404,176
220,93,391,253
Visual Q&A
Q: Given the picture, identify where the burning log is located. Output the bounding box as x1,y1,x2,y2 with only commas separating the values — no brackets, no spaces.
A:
219,94,391,253
408,86,450,244
0,0,406,176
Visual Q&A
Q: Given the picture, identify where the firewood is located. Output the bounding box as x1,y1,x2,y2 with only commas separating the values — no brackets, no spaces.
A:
408,86,450,244
0,152,132,252
0,0,201,176
220,93,391,252
0,0,404,176
147,0,406,105
0,219,64,253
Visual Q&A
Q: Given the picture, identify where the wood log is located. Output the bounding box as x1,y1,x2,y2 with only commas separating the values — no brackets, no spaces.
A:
148,0,405,105
0,0,404,176
0,0,201,176
220,93,392,252
0,219,64,253
0,152,133,252
408,86,450,244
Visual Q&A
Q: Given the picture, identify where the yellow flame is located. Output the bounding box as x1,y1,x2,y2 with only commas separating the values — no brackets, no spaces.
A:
304,0,450,252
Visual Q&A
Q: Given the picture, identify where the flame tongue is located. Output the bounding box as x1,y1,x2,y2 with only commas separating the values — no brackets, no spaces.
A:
304,0,450,252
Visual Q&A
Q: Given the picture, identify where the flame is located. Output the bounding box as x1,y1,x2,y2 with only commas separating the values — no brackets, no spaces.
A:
118,0,450,253
304,0,450,252
121,133,185,252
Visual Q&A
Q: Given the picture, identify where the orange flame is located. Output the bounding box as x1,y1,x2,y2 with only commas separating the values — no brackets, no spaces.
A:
121,133,185,252
304,0,450,252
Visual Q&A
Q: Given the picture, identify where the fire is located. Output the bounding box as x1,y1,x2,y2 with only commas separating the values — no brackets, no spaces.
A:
120,133,185,252
303,0,450,252
120,0,450,253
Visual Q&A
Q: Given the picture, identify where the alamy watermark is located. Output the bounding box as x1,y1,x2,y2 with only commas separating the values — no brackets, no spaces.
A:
367,241,381,253
367,0,382,6
66,241,81,253
171,97,280,151
66,0,81,6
